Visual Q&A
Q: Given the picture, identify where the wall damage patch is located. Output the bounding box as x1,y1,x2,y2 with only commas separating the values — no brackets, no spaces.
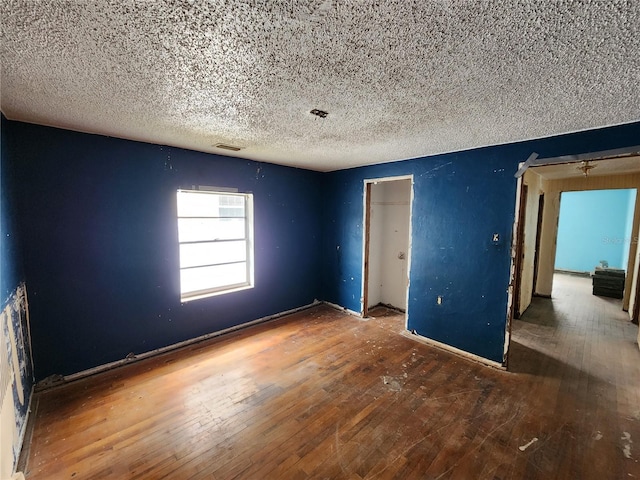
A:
1,283,34,476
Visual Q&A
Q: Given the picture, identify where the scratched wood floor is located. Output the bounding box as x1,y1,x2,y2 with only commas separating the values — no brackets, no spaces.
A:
20,273,640,479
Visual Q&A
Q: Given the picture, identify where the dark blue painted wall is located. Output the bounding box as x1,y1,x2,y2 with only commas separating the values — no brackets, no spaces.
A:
5,117,640,377
322,122,640,363
322,153,518,362
1,115,24,307
5,120,323,380
2,115,34,471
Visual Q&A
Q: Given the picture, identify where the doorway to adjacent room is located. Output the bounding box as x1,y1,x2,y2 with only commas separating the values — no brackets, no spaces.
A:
362,176,413,321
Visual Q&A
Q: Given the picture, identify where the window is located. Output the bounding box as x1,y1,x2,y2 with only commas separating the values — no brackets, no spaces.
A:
177,189,254,301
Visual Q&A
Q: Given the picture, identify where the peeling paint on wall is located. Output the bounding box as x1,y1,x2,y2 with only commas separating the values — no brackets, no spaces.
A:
0,284,33,478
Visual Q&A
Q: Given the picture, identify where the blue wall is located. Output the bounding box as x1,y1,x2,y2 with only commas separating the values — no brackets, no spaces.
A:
4,117,640,376
5,120,323,380
323,155,516,362
322,122,640,364
555,189,637,272
1,115,23,306
1,115,34,472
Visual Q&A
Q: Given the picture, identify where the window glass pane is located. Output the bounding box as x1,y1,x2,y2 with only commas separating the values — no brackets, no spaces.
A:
177,218,245,242
177,191,245,218
218,195,245,217
177,191,219,217
179,240,246,268
218,206,245,217
180,263,247,294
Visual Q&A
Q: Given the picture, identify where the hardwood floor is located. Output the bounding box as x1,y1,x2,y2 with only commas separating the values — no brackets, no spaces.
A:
20,274,640,479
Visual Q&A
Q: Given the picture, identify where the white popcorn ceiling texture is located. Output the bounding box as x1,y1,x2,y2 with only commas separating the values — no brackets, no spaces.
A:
1,0,639,171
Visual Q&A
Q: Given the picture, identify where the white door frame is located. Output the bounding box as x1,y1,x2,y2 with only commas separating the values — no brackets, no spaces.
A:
361,174,414,329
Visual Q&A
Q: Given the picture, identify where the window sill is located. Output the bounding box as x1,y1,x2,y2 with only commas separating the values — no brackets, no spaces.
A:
180,284,254,303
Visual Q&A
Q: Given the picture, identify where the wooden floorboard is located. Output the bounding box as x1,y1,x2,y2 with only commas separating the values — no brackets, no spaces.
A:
20,274,640,479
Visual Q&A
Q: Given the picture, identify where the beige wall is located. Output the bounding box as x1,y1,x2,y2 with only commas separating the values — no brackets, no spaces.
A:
544,172,640,193
517,170,543,316
629,194,640,322
624,193,640,312
535,189,560,296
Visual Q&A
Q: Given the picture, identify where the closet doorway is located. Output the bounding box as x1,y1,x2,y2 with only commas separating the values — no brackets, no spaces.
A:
362,176,413,319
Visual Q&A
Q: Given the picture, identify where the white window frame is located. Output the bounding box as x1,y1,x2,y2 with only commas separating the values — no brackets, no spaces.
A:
177,189,254,302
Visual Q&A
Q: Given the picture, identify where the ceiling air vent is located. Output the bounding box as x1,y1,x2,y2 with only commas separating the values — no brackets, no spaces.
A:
215,143,243,152
310,109,328,118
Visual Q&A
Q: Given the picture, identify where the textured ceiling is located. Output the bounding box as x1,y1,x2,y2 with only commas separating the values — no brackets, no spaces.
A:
1,1,639,172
